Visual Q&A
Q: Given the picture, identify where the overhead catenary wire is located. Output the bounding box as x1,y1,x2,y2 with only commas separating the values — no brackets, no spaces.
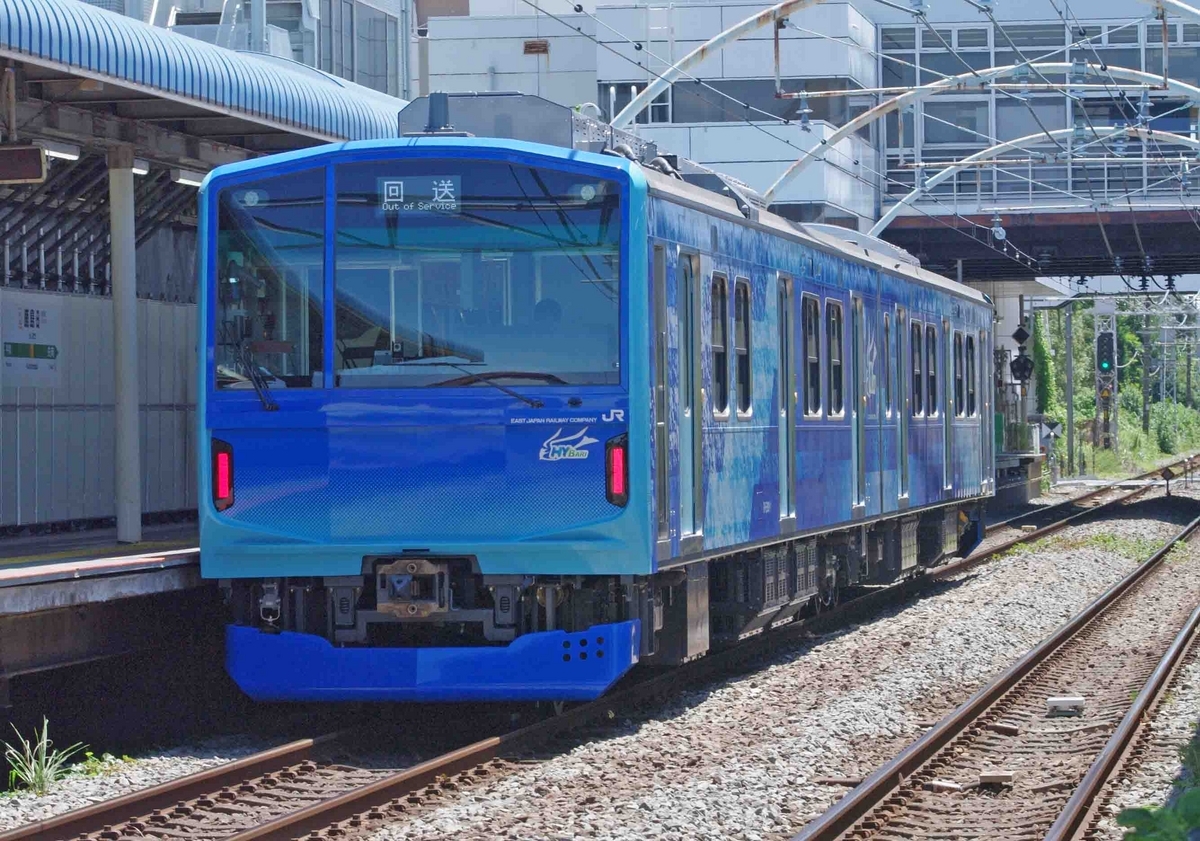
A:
517,0,1046,270
1045,1,1158,265
527,0,1197,276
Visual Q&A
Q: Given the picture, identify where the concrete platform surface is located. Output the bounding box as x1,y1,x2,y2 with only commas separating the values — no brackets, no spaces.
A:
0,522,197,568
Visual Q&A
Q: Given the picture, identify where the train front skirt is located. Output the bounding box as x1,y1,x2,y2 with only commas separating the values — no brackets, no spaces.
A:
225,621,641,702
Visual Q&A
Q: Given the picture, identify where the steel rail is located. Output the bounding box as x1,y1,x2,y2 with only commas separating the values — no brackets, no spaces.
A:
790,510,1200,841
938,484,1165,583
1044,602,1200,841
0,734,342,841
219,576,935,841
986,457,1193,537
6,465,1186,841
985,480,1135,535
219,473,1185,841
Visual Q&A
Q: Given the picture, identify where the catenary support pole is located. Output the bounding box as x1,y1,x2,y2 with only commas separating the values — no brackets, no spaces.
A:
1066,303,1074,477
1180,340,1190,407
109,147,142,544
1143,316,1152,435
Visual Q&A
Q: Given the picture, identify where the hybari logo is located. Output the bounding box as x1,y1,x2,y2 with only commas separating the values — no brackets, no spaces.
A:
539,427,599,461
381,180,404,210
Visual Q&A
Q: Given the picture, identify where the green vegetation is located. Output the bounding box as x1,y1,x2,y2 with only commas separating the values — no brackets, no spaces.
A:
1012,535,1161,561
1180,739,1200,784
1119,788,1200,839
3,718,85,796
76,750,134,777
1114,721,1200,837
1033,307,1058,418
1117,754,1200,839
1033,304,1200,477
1166,542,1192,565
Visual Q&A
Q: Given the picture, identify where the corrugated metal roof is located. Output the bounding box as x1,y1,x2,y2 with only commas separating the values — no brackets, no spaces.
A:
0,0,406,142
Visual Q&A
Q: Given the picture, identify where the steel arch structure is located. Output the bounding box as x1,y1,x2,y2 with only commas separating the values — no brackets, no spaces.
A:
611,0,826,129
763,64,1200,203
868,125,1200,236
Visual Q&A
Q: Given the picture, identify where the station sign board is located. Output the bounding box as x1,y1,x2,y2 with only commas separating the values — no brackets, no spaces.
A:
1,290,62,388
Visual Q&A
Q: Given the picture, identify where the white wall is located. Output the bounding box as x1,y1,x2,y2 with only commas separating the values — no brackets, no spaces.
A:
0,292,197,527
423,1,879,223
427,13,598,106
641,121,876,220
594,1,875,86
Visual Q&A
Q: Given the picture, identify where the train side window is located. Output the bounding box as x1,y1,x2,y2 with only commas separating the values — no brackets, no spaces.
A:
954,332,965,417
926,324,938,417
883,312,892,416
711,273,729,416
827,300,844,416
966,334,977,416
802,294,821,417
734,278,752,416
910,320,923,416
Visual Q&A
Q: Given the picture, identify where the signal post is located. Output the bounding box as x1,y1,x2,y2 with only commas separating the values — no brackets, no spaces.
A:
1095,299,1118,452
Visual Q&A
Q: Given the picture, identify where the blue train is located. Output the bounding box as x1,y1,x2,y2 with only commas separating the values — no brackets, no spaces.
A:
198,93,994,702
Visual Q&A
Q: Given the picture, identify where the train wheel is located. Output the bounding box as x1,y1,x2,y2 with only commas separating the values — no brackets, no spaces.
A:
817,566,840,613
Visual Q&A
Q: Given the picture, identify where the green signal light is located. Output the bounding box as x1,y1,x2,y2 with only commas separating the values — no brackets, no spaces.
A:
1100,361,1111,370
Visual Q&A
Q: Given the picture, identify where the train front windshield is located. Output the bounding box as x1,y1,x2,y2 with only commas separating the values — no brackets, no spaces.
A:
214,159,623,392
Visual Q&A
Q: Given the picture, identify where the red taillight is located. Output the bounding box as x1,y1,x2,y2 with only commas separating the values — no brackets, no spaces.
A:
212,439,234,511
216,453,231,498
606,434,629,507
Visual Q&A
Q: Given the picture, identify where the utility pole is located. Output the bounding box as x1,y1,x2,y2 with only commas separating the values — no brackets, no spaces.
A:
1065,302,1074,476
1143,315,1151,435
1188,338,1194,408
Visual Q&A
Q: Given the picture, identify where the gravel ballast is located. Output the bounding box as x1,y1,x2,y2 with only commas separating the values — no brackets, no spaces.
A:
0,497,1193,841
370,500,1196,841
0,736,272,831
1091,653,1200,839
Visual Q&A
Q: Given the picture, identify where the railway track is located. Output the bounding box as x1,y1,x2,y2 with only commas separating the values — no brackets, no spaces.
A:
791,507,1200,841
981,457,1194,540
5,462,1192,841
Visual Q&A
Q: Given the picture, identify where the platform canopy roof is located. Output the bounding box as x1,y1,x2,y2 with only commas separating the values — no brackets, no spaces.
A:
0,0,406,165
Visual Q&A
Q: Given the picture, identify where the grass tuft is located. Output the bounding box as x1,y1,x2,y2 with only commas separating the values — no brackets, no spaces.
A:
3,718,86,796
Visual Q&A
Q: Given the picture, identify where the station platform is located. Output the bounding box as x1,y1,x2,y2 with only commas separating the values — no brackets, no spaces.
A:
0,524,212,705
0,521,197,568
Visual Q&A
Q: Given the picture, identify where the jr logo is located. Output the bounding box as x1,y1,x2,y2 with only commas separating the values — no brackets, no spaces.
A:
602,409,625,423
539,427,599,461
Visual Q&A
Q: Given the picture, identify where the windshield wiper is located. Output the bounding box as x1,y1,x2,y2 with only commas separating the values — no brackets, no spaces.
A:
432,365,559,409
237,341,279,411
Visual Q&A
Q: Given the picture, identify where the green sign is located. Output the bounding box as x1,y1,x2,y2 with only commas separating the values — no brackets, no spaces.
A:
3,342,58,360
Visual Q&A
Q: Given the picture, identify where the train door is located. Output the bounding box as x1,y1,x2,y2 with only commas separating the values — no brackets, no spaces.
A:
653,245,669,548
897,305,909,504
851,295,867,514
882,309,892,508
778,275,796,522
679,251,703,542
981,328,992,492
944,318,953,493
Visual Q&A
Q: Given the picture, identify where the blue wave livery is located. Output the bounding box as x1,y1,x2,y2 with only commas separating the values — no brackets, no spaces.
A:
198,93,994,702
